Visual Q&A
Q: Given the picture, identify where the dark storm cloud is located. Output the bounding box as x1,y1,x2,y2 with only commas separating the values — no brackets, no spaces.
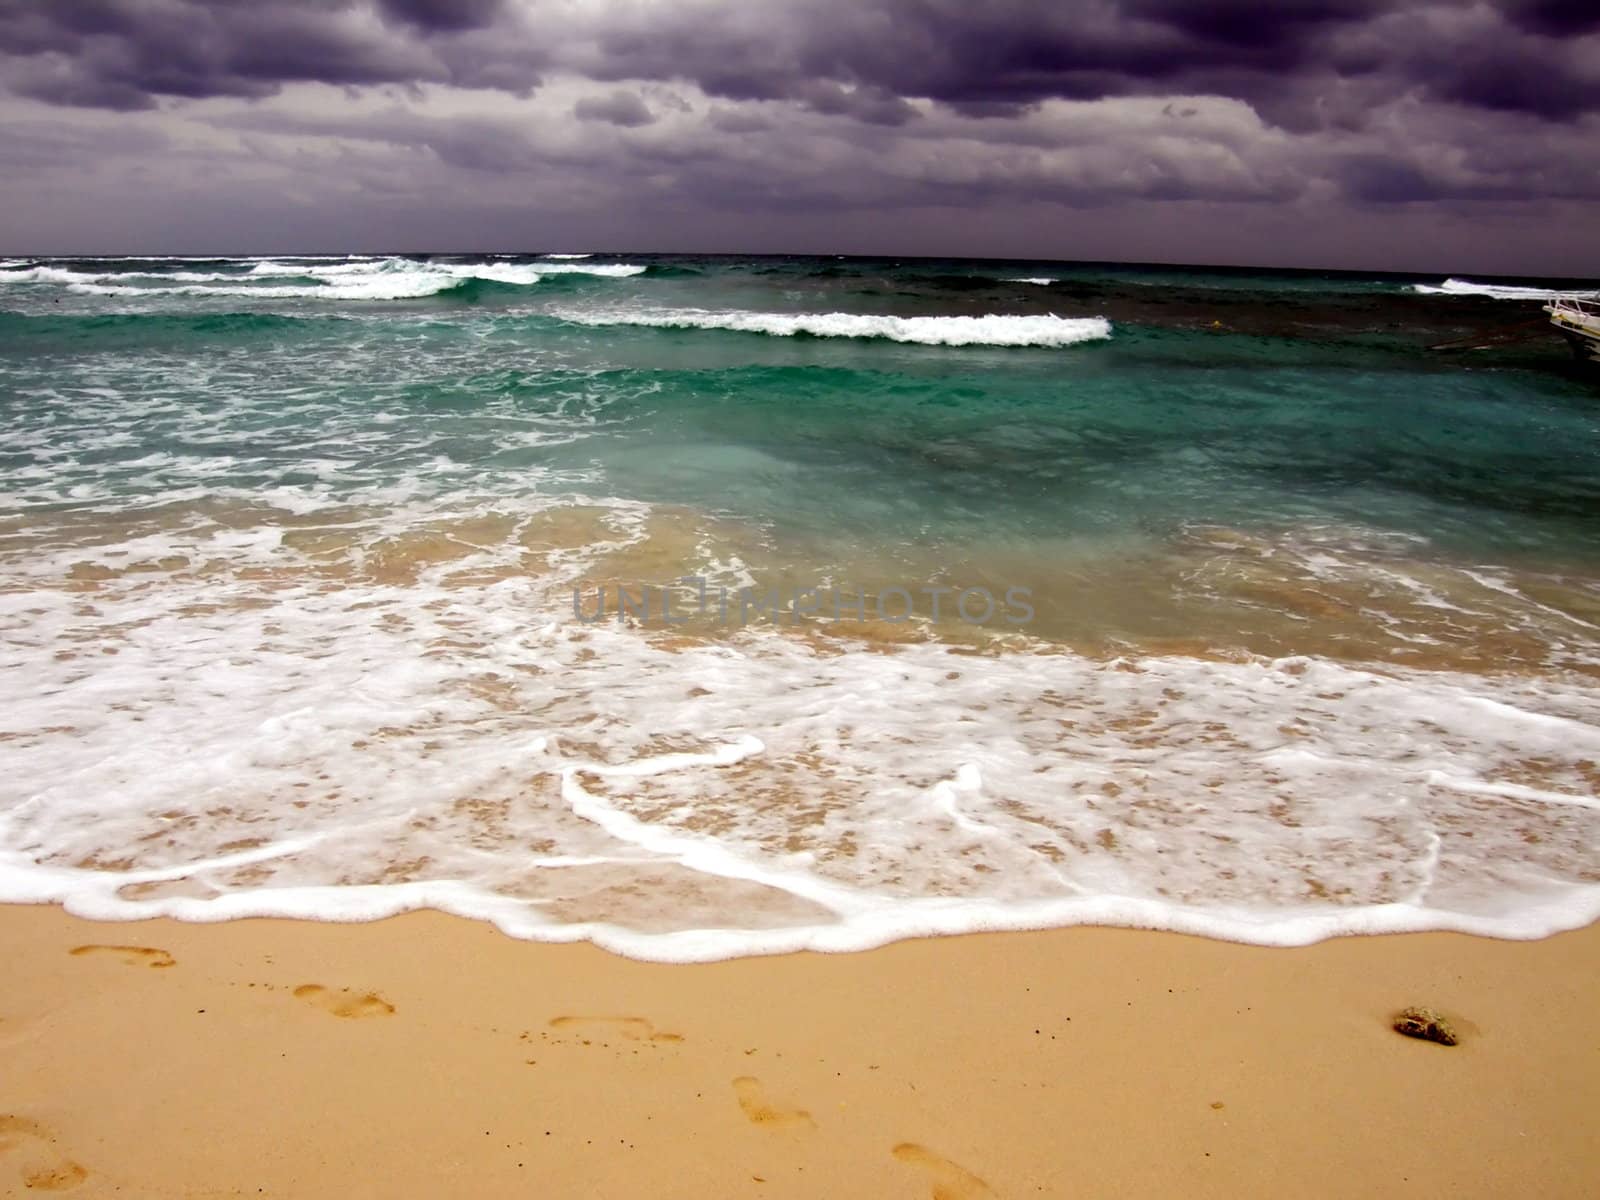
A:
1125,0,1391,49
1385,19,1600,122
1501,0,1600,37
573,90,655,128
706,106,773,134
1,0,1598,269
563,0,1596,129
795,81,920,126
377,0,504,32
1340,154,1452,204
0,0,539,108
1,0,1596,125
782,0,1371,104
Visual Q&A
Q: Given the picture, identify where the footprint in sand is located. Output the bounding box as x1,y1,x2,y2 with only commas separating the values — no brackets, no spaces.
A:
68,945,175,969
0,1115,89,1192
892,1143,996,1200
732,1077,816,1131
547,1016,684,1043
292,984,395,1018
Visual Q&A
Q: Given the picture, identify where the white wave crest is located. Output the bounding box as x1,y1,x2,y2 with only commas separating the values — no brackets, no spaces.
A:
445,262,545,285
0,266,98,285
69,274,464,301
145,271,249,283
245,258,388,277
252,257,643,280
556,308,1113,347
1005,277,1056,286
30,256,645,298
542,253,593,259
3,265,390,287
525,262,646,277
1413,277,1600,301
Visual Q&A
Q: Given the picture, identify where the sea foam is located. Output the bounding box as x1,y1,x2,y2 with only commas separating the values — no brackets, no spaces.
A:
0,266,105,285
7,255,648,300
1412,277,1600,301
528,262,646,277
556,308,1113,347
2,495,1598,963
4,574,1598,960
70,276,469,301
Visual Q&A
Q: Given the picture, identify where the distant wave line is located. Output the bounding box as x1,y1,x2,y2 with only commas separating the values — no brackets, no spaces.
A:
8,258,649,299
1413,277,1600,301
553,308,1114,347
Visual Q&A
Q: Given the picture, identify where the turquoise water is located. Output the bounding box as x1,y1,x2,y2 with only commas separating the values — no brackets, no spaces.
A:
5,256,1598,565
2,253,1598,957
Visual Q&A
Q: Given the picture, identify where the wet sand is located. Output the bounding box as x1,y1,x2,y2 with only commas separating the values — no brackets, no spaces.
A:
1,905,1595,1198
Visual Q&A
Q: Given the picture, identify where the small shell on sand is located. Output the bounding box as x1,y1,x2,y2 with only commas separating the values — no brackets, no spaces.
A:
1393,1006,1459,1046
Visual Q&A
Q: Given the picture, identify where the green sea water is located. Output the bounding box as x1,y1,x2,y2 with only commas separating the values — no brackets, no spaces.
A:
3,257,1595,545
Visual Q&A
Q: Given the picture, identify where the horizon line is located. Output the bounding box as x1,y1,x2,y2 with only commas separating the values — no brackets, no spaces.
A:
4,249,1598,284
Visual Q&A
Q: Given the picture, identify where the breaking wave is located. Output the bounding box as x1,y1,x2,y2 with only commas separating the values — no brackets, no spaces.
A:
3,255,649,300
555,308,1114,347
70,275,473,301
1412,277,1600,301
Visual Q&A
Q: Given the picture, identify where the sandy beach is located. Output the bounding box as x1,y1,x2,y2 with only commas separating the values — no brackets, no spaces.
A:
1,906,1594,1198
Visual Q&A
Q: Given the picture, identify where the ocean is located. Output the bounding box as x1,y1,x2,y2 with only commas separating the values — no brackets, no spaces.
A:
2,251,1598,960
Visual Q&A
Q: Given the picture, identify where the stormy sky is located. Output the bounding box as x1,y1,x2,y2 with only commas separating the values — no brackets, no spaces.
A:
1,0,1597,274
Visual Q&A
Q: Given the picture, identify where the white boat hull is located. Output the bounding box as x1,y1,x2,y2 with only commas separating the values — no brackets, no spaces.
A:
1544,298,1600,364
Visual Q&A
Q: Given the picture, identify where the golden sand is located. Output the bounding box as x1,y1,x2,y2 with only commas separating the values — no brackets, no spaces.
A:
1,905,1595,1197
